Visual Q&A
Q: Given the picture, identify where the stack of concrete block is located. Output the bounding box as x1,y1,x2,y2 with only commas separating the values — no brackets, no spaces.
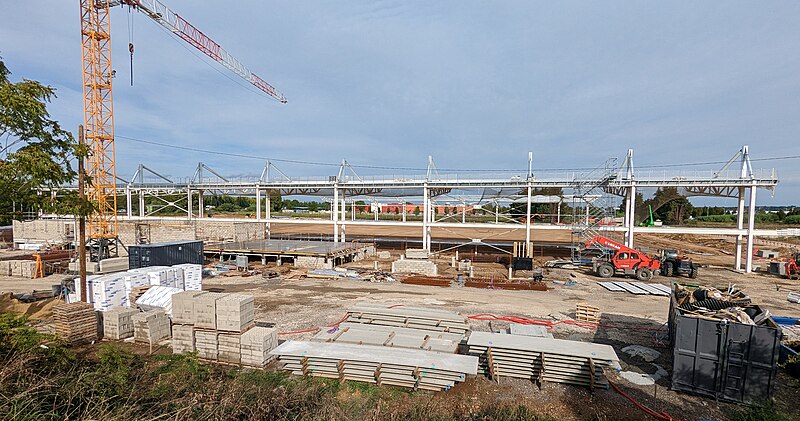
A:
215,294,255,332
194,292,229,329
218,332,242,364
391,258,438,276
53,302,97,344
172,291,207,324
404,249,430,259
174,263,203,291
132,309,171,345
103,308,139,339
172,323,195,354
194,330,218,360
0,260,10,275
98,257,129,273
241,326,279,367
3,260,38,278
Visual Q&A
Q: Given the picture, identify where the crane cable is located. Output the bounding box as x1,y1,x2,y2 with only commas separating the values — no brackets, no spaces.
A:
127,5,135,86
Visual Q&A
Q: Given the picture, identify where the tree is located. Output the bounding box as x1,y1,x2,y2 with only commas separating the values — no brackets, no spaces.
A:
1,57,79,224
413,206,420,216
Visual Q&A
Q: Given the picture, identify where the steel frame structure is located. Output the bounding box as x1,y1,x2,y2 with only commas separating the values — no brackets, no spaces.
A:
51,146,780,272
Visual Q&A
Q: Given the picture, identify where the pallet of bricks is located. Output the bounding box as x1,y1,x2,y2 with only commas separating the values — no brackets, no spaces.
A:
132,309,171,346
171,291,277,367
53,302,97,344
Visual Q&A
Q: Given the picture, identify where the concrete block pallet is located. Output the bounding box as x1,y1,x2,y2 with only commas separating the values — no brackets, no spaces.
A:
271,341,478,391
194,329,219,360
345,304,470,334
53,302,97,344
172,324,195,354
218,332,242,364
194,292,229,329
171,291,207,324
135,285,183,316
103,308,139,340
132,309,171,345
466,332,620,389
240,326,279,367
215,294,255,332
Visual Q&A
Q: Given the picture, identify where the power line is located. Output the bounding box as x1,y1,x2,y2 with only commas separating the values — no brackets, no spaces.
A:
115,134,800,173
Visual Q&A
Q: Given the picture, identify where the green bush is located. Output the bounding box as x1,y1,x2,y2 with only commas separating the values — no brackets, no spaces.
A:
784,215,800,225
696,214,736,223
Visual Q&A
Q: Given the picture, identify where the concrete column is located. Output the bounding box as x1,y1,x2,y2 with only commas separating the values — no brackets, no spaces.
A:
333,186,339,243
525,184,532,258
198,190,204,218
734,187,746,271
745,184,757,273
126,186,132,218
423,185,429,251
627,184,636,248
255,188,261,221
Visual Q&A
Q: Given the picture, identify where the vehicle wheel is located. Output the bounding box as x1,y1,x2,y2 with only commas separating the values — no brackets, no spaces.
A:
689,267,698,279
663,262,674,277
597,263,614,278
636,268,653,281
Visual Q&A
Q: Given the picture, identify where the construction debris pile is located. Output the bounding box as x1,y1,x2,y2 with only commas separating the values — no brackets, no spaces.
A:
673,283,770,325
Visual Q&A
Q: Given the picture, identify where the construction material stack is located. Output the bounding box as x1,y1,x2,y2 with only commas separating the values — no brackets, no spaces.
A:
103,307,139,340
53,302,97,344
215,294,255,332
170,291,207,353
312,322,462,353
345,304,469,334
270,340,478,391
174,263,203,290
194,292,228,330
132,309,171,345
466,331,621,389
240,326,279,367
135,285,183,316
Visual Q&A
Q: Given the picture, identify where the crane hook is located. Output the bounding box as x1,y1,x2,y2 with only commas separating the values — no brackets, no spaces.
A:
129,43,135,86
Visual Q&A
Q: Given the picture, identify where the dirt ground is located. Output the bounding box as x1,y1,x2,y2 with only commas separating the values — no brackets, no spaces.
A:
2,233,800,420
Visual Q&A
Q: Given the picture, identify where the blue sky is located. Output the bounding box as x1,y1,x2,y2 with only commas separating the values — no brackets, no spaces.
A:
1,1,799,205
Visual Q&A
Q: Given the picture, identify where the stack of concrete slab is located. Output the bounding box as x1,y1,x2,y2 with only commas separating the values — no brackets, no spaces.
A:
194,292,229,329
174,263,203,291
508,323,554,338
171,323,195,354
132,309,171,345
98,257,129,273
135,285,183,316
103,307,139,340
53,302,97,344
218,332,242,364
271,340,478,391
171,291,207,324
194,330,218,360
345,304,469,334
312,322,463,353
466,331,620,389
215,294,255,332
240,326,279,367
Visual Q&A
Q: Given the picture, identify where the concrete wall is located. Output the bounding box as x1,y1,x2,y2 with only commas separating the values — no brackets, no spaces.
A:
295,256,333,269
391,258,438,276
12,219,75,245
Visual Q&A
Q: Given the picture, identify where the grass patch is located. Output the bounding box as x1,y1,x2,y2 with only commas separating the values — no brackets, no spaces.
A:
728,400,792,421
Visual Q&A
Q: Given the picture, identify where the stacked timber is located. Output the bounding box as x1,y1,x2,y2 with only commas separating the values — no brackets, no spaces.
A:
103,308,139,340
53,302,97,344
466,332,621,389
312,322,463,353
271,340,478,391
345,304,469,334
240,326,279,367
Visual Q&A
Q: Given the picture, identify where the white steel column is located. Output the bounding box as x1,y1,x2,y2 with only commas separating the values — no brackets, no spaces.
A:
255,187,261,220
198,191,204,218
557,199,561,224
627,184,636,248
340,194,346,242
623,191,631,245
333,186,339,243
734,187,746,270
525,184,532,258
266,192,271,219
139,191,145,217
745,183,757,273
402,201,407,222
423,185,429,251
187,190,192,220
126,186,132,217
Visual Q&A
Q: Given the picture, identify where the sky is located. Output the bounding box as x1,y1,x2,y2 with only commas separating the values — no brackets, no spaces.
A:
1,1,799,205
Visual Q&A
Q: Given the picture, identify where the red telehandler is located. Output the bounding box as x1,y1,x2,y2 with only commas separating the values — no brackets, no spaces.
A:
584,236,661,281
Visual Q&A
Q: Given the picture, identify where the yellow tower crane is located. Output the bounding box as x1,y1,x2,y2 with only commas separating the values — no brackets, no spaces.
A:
79,0,286,260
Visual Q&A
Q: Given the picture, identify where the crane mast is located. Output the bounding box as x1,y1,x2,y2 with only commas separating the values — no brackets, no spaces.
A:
79,0,286,260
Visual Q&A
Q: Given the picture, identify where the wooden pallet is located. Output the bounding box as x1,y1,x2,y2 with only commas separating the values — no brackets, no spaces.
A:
575,303,601,324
